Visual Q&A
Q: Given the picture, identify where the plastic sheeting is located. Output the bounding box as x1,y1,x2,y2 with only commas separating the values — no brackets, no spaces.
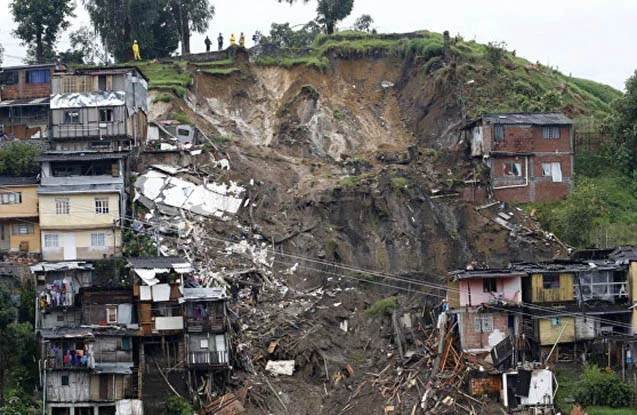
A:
139,286,152,301
117,304,133,325
152,283,171,302
50,91,126,109
134,268,168,286
116,399,144,415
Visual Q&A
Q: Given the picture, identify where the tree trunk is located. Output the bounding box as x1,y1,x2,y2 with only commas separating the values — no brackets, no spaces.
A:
183,23,191,54
36,32,44,64
326,22,335,35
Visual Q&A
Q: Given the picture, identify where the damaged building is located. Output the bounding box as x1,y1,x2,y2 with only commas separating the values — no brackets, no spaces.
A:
464,112,574,203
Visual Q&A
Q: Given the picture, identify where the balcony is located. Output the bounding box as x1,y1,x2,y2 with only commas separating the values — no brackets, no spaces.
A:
187,351,230,368
186,316,225,333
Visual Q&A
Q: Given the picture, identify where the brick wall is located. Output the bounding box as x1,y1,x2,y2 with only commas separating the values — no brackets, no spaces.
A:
484,124,571,154
470,376,502,397
461,312,510,350
2,69,52,100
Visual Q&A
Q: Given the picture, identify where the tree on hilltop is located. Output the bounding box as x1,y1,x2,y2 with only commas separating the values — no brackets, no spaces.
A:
11,0,75,63
277,0,354,34
170,0,215,55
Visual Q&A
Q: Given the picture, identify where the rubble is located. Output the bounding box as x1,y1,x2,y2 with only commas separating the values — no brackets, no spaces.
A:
265,360,295,376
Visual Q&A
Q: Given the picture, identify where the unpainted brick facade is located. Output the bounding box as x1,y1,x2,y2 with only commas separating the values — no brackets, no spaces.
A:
467,115,574,203
458,311,514,351
1,67,54,100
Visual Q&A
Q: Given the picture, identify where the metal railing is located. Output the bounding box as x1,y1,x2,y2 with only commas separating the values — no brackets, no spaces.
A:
188,351,229,366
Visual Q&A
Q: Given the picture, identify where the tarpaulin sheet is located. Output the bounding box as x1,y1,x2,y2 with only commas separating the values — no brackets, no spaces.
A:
140,286,151,301
152,283,171,302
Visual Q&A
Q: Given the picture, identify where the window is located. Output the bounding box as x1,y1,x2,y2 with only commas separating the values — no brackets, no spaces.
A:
483,278,497,292
121,337,131,350
106,305,117,324
12,223,34,235
494,124,505,140
503,162,522,177
99,109,113,122
541,162,563,182
64,111,80,124
44,234,59,248
91,233,106,247
200,339,209,349
542,274,560,289
542,126,561,139
95,197,109,214
0,192,21,204
26,69,50,84
55,198,70,215
551,317,562,327
61,375,69,386
474,314,494,333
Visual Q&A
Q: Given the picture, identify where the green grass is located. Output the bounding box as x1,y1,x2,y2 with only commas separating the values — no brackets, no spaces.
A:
193,58,235,67
587,407,637,415
169,112,191,124
339,176,358,187
215,135,231,143
366,297,397,316
152,92,172,103
391,177,409,190
132,61,192,90
202,67,240,76
255,55,329,73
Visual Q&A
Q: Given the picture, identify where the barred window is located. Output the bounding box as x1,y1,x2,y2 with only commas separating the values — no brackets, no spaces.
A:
0,192,22,204
542,126,560,139
95,197,109,214
12,224,34,235
91,232,105,247
99,109,113,122
44,234,59,248
474,314,494,333
55,198,69,215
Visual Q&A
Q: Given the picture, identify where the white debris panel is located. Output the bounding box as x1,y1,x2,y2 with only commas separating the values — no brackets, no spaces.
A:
50,91,126,109
265,360,295,376
135,169,246,218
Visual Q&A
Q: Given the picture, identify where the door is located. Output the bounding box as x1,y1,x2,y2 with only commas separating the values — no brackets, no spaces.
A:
0,224,9,251
63,232,76,260
215,334,227,363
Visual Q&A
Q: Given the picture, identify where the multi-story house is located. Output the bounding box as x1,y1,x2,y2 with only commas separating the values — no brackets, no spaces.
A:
0,63,63,139
464,112,574,202
448,269,525,355
38,66,148,261
0,176,41,254
33,260,143,415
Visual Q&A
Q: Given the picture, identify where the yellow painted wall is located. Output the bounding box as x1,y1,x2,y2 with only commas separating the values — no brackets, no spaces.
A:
629,262,637,334
531,273,574,303
9,220,40,252
447,280,460,308
39,193,119,229
0,185,38,218
41,228,121,261
539,317,576,346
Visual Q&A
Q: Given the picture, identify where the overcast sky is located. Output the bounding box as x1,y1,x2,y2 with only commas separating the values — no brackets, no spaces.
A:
1,0,635,91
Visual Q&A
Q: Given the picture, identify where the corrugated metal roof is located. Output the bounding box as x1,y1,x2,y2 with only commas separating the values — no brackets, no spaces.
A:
0,97,50,107
0,176,38,186
182,287,227,301
452,270,527,280
481,112,572,125
31,261,94,273
127,256,188,269
37,183,122,195
38,152,128,162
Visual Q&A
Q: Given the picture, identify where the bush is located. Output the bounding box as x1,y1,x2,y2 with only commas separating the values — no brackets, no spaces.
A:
169,112,192,125
152,92,172,103
391,177,409,190
573,365,634,408
366,297,397,316
485,41,507,68
166,396,194,415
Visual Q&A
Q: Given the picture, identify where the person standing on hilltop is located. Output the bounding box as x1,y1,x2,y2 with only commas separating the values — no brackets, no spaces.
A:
217,33,224,50
239,32,245,47
230,33,236,46
132,40,141,61
204,35,211,52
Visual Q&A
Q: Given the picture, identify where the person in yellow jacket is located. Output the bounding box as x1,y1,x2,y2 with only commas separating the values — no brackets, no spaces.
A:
132,40,141,61
239,32,245,47
230,33,236,46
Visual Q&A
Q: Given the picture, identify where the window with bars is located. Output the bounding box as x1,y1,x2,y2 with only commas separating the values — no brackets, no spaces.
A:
503,162,522,177
95,197,109,214
542,126,561,139
474,314,494,333
44,234,59,248
12,223,34,235
55,198,69,215
494,124,505,140
64,111,80,124
106,306,117,324
91,233,106,247
99,109,114,122
0,192,21,204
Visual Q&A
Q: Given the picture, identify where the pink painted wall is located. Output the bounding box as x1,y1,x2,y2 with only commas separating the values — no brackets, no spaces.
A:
458,277,522,306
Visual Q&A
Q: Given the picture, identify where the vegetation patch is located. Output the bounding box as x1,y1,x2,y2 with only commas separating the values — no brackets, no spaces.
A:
169,111,192,124
299,84,320,100
215,135,231,144
366,297,397,316
193,58,235,67
202,67,240,76
256,55,329,73
152,92,172,103
391,176,409,190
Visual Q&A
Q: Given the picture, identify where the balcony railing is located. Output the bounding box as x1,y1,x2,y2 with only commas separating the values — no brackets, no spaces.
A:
186,317,225,333
188,351,229,367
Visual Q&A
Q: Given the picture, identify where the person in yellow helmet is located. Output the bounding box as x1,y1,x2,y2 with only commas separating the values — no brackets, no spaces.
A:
132,40,141,61
239,32,245,47
230,33,236,46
